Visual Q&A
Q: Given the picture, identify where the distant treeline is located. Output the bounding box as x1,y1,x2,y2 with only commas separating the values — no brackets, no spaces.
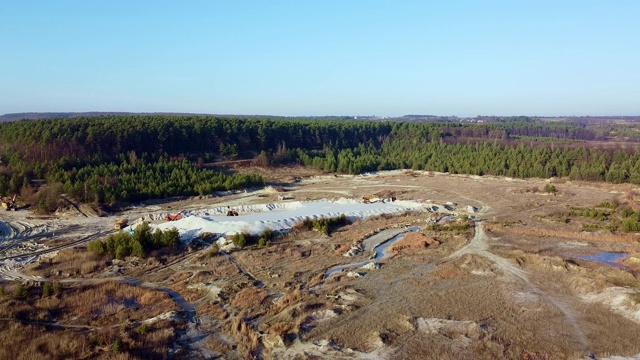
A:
0,115,639,207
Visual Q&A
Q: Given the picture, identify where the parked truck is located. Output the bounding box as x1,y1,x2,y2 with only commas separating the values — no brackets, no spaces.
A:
114,219,129,230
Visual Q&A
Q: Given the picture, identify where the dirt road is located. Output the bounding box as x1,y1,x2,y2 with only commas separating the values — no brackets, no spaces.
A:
448,220,592,354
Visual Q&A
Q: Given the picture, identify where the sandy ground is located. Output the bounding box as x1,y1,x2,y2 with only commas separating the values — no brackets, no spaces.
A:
2,170,640,359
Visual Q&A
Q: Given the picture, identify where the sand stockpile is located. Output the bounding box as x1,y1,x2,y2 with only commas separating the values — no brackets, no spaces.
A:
153,198,424,242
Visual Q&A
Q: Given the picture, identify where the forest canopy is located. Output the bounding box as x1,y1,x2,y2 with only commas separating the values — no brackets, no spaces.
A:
0,115,639,208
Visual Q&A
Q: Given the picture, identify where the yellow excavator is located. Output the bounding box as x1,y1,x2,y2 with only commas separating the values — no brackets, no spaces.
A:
1,194,17,211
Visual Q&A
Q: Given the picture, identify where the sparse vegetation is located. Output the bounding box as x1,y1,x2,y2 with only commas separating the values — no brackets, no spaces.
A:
4,160,640,359
427,221,472,234
136,323,149,335
0,281,178,359
112,338,123,353
292,214,351,235
565,202,640,233
42,282,53,298
208,243,220,257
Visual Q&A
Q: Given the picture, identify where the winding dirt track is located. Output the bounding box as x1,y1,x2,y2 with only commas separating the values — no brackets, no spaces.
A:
447,220,592,355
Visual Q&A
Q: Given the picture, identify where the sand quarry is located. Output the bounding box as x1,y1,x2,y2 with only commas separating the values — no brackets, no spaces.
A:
2,169,640,359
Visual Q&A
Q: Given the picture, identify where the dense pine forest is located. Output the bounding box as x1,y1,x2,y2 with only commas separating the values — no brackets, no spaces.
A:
1,115,639,210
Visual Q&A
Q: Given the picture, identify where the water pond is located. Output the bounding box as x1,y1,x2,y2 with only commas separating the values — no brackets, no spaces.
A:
568,252,629,269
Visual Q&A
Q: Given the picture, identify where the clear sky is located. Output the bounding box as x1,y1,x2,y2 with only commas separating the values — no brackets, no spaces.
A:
1,1,638,117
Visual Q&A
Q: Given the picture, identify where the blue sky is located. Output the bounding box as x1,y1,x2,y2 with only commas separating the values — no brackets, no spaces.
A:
1,1,638,116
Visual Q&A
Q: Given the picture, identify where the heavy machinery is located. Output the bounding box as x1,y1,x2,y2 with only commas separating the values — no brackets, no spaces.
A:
361,193,395,204
164,210,185,221
361,193,380,204
1,194,17,211
114,219,129,230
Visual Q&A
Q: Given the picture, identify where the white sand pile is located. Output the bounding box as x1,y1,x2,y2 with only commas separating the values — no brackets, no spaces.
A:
153,198,423,241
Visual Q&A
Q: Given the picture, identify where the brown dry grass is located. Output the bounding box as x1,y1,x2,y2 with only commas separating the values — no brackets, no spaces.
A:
227,314,260,357
268,288,302,315
0,281,179,328
333,243,351,256
490,225,640,245
196,301,228,320
0,312,175,360
431,263,468,280
389,232,440,254
230,287,268,309
0,321,90,360
23,249,111,278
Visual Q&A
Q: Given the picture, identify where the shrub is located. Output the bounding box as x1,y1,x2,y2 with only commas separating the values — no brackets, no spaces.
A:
622,219,640,233
112,338,123,353
303,214,351,235
208,243,219,257
161,228,180,248
131,240,145,258
260,229,272,241
621,207,634,218
88,239,106,256
597,201,618,209
115,244,130,260
42,282,53,297
232,233,246,248
136,323,149,335
35,183,62,214
14,281,28,299
544,184,557,193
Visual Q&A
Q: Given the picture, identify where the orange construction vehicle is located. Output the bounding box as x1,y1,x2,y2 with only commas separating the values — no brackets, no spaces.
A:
164,210,185,221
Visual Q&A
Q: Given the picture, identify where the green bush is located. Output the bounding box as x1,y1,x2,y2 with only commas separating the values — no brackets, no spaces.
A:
88,239,106,256
232,233,246,248
136,323,149,335
543,184,557,193
621,207,634,218
14,281,28,299
112,339,123,353
302,214,351,235
115,244,130,260
597,201,618,209
161,228,180,248
622,219,640,233
42,282,53,297
208,243,219,257
91,224,181,259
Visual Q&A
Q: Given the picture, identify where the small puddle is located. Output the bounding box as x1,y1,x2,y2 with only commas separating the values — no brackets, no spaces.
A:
324,227,420,278
567,252,629,269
